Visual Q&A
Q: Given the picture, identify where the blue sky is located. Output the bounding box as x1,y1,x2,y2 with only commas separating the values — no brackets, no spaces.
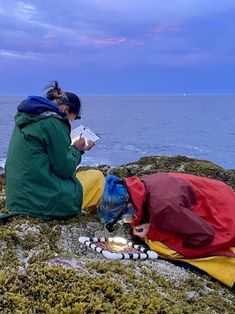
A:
1,0,235,95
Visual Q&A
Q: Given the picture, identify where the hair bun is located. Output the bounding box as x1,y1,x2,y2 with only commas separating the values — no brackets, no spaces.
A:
45,80,65,101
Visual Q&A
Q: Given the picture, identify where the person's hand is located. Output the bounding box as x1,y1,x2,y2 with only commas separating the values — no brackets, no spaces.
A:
72,134,86,151
84,140,96,151
133,223,150,238
72,135,96,152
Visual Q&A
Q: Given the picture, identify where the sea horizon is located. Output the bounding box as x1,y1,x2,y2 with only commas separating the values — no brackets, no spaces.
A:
1,94,235,170
1,93,235,97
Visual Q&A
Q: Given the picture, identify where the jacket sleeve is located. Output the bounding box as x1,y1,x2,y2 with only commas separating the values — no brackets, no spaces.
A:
150,202,215,247
145,175,215,248
43,118,82,178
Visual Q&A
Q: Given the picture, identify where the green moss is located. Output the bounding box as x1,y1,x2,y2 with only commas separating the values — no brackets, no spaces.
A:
0,156,235,312
107,156,234,189
0,264,162,313
0,187,6,210
0,260,234,313
1,247,21,270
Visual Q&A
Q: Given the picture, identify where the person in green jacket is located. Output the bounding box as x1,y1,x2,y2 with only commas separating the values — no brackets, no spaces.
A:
4,81,104,219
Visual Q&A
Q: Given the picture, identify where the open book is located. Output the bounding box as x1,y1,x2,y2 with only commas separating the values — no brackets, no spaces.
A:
71,125,100,144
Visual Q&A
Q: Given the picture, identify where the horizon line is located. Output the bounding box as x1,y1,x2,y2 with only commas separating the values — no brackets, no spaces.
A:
1,92,235,97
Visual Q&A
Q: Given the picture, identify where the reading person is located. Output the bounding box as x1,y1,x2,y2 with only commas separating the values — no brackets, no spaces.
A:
5,81,104,219
97,173,235,287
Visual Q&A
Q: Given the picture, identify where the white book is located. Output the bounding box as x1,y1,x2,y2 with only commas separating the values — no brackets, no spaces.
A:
71,125,100,144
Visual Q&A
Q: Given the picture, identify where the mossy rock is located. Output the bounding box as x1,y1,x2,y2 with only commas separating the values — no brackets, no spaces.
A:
0,212,234,313
0,188,6,210
103,156,234,189
0,155,235,312
0,254,234,313
0,177,4,191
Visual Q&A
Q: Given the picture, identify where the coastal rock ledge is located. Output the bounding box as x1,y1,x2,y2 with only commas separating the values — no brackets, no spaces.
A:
0,155,234,313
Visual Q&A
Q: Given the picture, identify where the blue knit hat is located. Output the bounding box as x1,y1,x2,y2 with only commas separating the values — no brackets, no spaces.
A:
97,175,133,223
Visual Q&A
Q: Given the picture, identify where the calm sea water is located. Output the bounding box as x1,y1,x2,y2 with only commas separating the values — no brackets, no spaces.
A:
0,95,234,169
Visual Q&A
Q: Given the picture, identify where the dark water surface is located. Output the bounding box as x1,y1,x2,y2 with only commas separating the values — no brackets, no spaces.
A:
0,95,234,169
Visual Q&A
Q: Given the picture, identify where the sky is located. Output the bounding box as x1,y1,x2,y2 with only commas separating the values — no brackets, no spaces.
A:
0,0,235,95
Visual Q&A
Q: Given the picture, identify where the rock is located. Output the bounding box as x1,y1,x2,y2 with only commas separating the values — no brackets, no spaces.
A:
0,213,234,313
0,166,4,176
0,176,4,190
0,155,234,313
104,155,235,190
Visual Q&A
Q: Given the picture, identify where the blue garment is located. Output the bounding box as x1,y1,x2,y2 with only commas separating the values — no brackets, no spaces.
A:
17,96,66,118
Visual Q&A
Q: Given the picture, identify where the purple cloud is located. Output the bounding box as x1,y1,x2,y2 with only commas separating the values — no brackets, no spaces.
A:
0,0,235,93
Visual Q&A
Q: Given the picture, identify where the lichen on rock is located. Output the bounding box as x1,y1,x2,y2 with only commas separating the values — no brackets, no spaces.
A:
0,156,234,313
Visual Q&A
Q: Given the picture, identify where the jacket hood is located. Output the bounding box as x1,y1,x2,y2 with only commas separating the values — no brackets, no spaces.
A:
124,176,146,226
17,96,66,117
15,96,67,128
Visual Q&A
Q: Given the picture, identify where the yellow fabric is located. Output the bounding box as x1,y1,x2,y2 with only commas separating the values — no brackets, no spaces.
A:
76,170,104,210
146,240,235,288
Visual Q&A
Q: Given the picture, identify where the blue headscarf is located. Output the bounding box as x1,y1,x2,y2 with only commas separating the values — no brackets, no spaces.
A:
97,175,135,223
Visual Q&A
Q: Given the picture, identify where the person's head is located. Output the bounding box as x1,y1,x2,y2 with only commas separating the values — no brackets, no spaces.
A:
45,80,81,121
97,175,135,232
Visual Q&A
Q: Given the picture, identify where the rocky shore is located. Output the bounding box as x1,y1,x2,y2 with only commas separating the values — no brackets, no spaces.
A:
0,155,234,313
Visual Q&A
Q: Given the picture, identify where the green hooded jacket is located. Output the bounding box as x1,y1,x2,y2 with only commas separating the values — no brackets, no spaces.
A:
5,98,83,219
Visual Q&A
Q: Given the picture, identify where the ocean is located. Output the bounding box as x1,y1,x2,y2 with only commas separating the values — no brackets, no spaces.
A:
0,95,234,170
